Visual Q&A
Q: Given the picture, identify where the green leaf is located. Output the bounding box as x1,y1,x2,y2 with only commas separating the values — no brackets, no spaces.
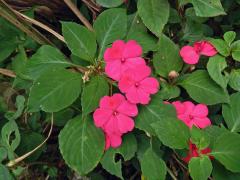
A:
229,69,240,91
140,148,166,180
28,69,82,112
207,55,229,89
189,156,213,180
191,126,210,150
153,35,183,77
137,0,169,37
16,132,46,162
204,126,228,148
222,92,240,132
1,121,20,159
94,8,127,58
224,31,236,45
0,147,7,162
135,95,177,135
81,76,109,115
231,40,240,61
126,14,157,53
0,164,12,180
179,70,229,105
210,39,230,57
62,22,97,62
211,132,240,172
158,82,181,100
212,161,240,180
5,95,25,121
101,134,137,179
59,115,105,175
151,117,190,149
0,38,18,62
96,0,123,7
190,0,226,17
24,45,72,80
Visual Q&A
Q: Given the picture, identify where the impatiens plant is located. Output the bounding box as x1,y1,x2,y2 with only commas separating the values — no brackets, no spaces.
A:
0,0,240,179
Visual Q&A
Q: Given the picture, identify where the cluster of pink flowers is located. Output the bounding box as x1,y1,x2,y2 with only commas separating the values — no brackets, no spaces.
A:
169,101,212,163
180,41,217,64
94,40,159,150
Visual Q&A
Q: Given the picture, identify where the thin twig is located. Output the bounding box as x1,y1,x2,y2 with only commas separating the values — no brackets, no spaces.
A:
167,167,178,180
63,0,93,31
0,68,16,78
14,10,66,43
7,114,54,167
0,0,52,45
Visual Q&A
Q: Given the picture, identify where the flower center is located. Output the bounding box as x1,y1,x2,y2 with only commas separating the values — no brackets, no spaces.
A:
135,82,139,87
113,111,118,116
189,115,194,120
121,57,126,63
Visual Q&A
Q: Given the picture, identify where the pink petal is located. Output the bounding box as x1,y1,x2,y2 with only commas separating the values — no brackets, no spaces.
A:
116,114,135,134
105,60,122,80
104,133,111,150
172,101,185,115
123,58,146,79
193,117,211,129
109,133,122,148
104,116,119,134
180,46,200,65
117,100,138,117
104,40,125,62
125,86,140,104
123,40,142,58
199,41,217,56
191,104,208,118
139,77,159,94
137,88,151,105
182,101,195,115
118,73,135,93
93,108,112,128
178,114,192,128
132,64,151,82
99,94,124,110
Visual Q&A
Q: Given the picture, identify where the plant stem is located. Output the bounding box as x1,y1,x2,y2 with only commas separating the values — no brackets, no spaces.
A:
167,167,178,180
63,0,94,31
0,0,52,45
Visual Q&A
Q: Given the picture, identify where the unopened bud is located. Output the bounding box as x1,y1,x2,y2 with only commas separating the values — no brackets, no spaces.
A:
168,70,179,79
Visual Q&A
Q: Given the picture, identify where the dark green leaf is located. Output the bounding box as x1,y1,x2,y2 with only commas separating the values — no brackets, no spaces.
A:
62,22,97,62
229,69,240,91
28,69,82,112
59,115,105,175
153,35,183,77
222,92,240,132
191,0,226,17
211,132,240,172
231,40,240,61
5,95,25,121
94,8,127,58
137,0,169,37
207,55,229,89
179,70,229,105
81,76,109,115
0,164,12,180
151,117,190,149
189,156,213,180
96,0,123,8
24,45,72,80
224,31,236,45
140,148,166,180
135,95,177,135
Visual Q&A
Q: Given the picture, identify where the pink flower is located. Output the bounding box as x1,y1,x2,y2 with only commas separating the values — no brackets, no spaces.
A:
93,93,138,135
104,40,145,81
104,132,122,150
172,101,211,129
182,141,213,163
180,41,217,64
118,65,159,104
